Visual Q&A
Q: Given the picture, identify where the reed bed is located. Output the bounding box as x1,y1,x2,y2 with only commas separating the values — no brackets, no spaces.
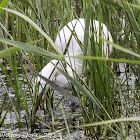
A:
0,0,139,139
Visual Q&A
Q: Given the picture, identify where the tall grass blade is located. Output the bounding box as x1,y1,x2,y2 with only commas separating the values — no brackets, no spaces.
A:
70,56,140,65
29,66,79,105
0,47,19,59
0,37,61,60
123,1,140,45
77,116,140,127
61,103,72,140
100,37,140,58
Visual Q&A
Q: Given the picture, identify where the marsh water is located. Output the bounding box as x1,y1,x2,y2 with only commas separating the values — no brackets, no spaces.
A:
0,63,139,139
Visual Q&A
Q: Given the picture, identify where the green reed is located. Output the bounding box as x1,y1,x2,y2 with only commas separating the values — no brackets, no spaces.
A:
0,0,139,139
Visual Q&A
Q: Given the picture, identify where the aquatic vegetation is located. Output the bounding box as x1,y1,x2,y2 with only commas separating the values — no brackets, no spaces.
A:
0,0,139,139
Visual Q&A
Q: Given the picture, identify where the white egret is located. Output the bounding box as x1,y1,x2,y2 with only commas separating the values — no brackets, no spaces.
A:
37,18,113,93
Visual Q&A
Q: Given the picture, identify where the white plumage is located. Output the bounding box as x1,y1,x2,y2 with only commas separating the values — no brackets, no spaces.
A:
37,18,113,93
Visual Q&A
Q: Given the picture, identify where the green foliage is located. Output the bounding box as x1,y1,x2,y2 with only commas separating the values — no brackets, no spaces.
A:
0,0,139,139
